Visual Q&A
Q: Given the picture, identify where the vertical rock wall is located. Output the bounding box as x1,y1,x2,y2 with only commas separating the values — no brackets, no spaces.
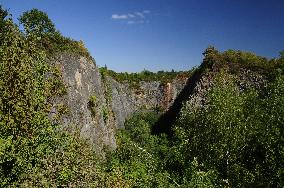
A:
49,53,188,150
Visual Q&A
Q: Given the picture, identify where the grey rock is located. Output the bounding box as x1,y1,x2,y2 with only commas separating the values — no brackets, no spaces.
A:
48,53,188,151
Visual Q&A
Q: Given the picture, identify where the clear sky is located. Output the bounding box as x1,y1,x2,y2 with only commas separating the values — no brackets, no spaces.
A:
1,0,284,72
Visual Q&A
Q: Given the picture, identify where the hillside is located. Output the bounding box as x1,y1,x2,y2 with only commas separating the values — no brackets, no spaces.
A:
0,7,284,187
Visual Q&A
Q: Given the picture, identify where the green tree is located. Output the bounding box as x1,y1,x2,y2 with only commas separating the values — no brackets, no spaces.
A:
278,50,284,72
279,50,284,58
19,8,56,34
202,46,222,69
0,5,8,21
0,5,9,43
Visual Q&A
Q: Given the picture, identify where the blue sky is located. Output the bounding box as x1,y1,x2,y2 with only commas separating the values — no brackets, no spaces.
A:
1,0,284,72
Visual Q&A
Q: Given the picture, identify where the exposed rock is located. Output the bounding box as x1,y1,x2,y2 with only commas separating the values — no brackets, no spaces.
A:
47,52,267,152
48,53,115,151
48,53,188,151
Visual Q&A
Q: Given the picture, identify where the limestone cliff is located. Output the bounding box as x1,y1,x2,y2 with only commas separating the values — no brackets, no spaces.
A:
48,53,188,150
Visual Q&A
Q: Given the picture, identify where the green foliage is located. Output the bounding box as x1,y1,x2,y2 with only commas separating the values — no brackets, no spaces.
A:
99,67,191,89
202,45,222,69
275,51,284,74
0,5,8,29
223,49,270,73
280,50,284,58
105,112,176,187
0,5,8,19
53,103,70,121
199,46,284,79
41,33,92,59
89,95,97,116
0,20,42,137
173,70,284,187
182,158,219,188
0,19,51,185
89,95,97,105
102,106,109,123
45,64,67,100
10,131,104,187
19,8,56,34
18,8,91,59
104,110,223,187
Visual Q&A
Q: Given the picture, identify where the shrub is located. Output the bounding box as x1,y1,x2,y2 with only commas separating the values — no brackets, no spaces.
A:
174,70,284,186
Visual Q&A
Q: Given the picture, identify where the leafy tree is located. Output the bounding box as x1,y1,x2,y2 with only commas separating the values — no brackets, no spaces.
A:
0,5,9,43
280,50,284,58
19,8,56,34
0,5,8,21
202,46,223,70
18,8,92,58
278,51,284,72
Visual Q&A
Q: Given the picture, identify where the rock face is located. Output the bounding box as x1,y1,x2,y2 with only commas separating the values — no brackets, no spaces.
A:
109,78,187,129
49,53,188,150
49,53,116,150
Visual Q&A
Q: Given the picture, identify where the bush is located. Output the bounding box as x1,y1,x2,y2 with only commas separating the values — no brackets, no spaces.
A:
173,70,284,187
105,112,175,187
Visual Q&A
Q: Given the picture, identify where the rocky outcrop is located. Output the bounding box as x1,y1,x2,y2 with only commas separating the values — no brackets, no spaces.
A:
47,52,267,151
108,79,164,129
48,53,116,151
48,53,188,150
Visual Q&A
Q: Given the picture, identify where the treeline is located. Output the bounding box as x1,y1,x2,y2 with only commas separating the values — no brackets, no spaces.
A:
99,67,191,86
200,46,284,79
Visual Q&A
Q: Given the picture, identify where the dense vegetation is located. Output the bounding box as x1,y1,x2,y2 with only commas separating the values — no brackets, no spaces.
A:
99,67,191,89
1,6,284,187
105,49,284,187
172,70,284,187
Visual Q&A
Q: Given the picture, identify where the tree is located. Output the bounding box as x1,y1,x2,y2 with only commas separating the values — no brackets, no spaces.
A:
201,46,223,71
280,50,284,59
19,8,56,34
0,5,9,39
0,5,8,21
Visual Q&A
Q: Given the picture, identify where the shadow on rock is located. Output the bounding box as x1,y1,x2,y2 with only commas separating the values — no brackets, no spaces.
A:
152,69,203,137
